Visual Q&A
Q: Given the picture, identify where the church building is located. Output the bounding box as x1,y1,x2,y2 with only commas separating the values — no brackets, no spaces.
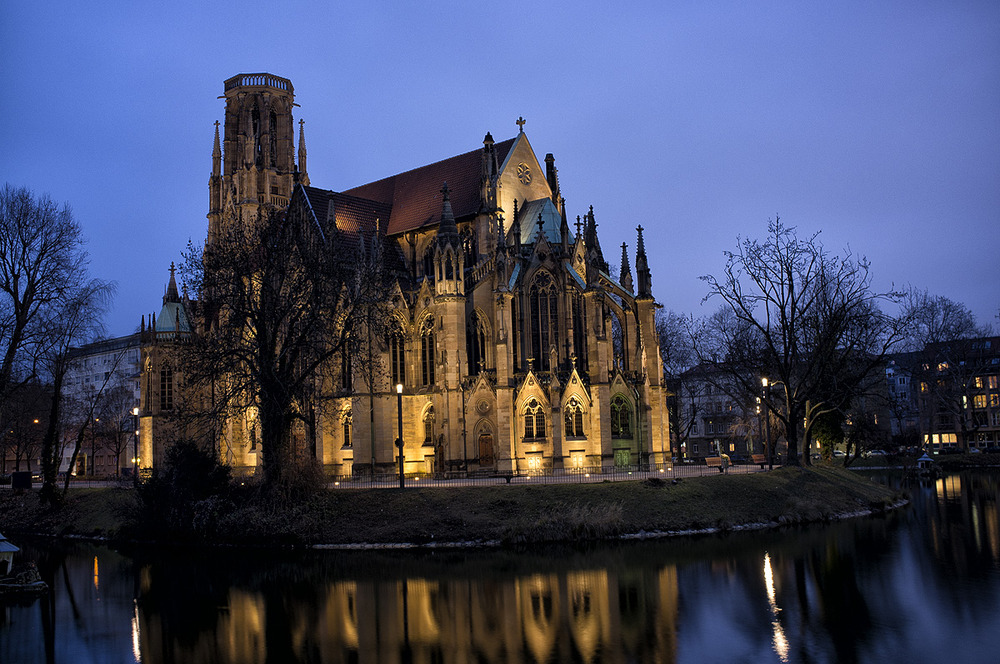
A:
139,73,670,476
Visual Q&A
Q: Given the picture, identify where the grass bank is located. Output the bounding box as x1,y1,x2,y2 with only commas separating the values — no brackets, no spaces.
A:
0,466,902,548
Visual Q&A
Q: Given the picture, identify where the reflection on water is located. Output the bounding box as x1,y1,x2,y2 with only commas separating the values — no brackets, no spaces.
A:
2,471,999,663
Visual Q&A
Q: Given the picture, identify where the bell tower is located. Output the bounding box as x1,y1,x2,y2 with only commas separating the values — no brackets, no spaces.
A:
208,73,307,243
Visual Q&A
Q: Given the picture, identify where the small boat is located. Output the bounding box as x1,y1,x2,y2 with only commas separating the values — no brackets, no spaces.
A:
0,532,47,597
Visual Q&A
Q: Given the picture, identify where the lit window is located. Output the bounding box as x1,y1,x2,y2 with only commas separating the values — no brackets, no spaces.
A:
974,394,988,409
938,362,949,372
524,398,546,439
975,377,984,389
989,376,998,390
991,394,999,408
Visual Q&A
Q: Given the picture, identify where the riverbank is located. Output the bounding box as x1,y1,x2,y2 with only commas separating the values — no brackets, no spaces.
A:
0,465,903,548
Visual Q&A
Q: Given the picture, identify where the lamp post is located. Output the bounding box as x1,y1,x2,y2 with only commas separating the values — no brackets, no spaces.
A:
132,407,139,486
395,383,404,489
762,378,773,471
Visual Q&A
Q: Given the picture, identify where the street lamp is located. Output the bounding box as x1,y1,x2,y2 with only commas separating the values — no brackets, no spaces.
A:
761,378,773,470
132,407,139,486
395,383,404,489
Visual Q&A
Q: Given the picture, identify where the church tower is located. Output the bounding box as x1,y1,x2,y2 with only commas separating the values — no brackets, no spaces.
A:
207,73,306,244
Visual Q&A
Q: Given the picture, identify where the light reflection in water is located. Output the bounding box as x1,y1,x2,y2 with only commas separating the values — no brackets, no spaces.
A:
131,600,141,663
4,471,1000,663
763,552,789,662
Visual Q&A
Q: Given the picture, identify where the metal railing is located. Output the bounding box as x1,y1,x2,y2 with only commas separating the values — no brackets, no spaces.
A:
325,461,767,489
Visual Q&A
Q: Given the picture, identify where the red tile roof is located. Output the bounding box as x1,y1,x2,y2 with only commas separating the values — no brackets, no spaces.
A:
342,137,515,236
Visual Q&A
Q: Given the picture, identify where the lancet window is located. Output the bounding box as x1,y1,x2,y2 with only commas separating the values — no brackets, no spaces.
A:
529,272,559,371
420,317,436,386
342,410,352,448
389,326,406,386
467,312,488,376
610,395,632,438
572,293,587,370
564,397,585,438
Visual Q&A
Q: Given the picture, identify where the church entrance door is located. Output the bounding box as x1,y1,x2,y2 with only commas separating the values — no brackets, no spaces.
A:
478,433,495,467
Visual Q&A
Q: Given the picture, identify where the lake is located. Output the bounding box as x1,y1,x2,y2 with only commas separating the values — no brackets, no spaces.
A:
2,470,998,663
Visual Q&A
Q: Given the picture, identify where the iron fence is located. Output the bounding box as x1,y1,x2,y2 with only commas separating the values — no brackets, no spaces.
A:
325,460,768,489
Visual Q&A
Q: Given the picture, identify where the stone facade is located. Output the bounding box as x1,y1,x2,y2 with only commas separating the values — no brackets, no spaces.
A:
140,73,670,476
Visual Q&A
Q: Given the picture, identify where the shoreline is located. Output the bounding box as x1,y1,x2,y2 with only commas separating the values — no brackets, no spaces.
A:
1,466,909,550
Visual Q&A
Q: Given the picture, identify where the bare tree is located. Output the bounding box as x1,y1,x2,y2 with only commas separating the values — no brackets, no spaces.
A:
696,219,907,465
656,309,696,458
181,194,394,491
0,185,114,503
37,280,115,504
1,185,90,403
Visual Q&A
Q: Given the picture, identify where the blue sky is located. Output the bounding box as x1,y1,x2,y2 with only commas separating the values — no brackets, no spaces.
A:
2,1,997,336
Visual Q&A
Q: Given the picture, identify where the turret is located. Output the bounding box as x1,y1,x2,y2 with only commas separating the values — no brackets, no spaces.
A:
297,119,310,186
620,242,633,293
636,224,652,298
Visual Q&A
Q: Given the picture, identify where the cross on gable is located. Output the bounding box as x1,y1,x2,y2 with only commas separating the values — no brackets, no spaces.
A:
516,116,526,132
575,216,582,236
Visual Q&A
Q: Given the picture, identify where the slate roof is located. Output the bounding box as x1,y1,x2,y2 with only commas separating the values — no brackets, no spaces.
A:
299,186,407,277
341,137,516,236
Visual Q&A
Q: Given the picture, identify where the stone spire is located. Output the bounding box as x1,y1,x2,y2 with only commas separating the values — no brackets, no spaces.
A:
436,183,459,248
480,132,499,212
545,153,560,206
559,196,570,253
164,262,180,305
620,242,633,293
510,199,522,253
585,206,608,272
297,119,309,186
636,225,652,297
212,121,221,179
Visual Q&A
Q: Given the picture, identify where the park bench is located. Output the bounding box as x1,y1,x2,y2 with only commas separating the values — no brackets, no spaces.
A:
751,454,766,468
704,456,724,473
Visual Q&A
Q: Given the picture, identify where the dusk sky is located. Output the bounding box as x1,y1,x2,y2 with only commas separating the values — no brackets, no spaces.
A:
2,1,997,338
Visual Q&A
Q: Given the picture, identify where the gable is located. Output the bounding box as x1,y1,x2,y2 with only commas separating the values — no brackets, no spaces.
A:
497,133,554,231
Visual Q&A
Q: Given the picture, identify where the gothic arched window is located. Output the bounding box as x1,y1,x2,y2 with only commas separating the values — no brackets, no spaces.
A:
420,317,435,386
524,398,546,440
564,397,585,438
572,293,587,370
423,405,435,444
529,272,559,371
467,313,488,376
342,410,352,448
389,326,406,386
611,395,632,438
